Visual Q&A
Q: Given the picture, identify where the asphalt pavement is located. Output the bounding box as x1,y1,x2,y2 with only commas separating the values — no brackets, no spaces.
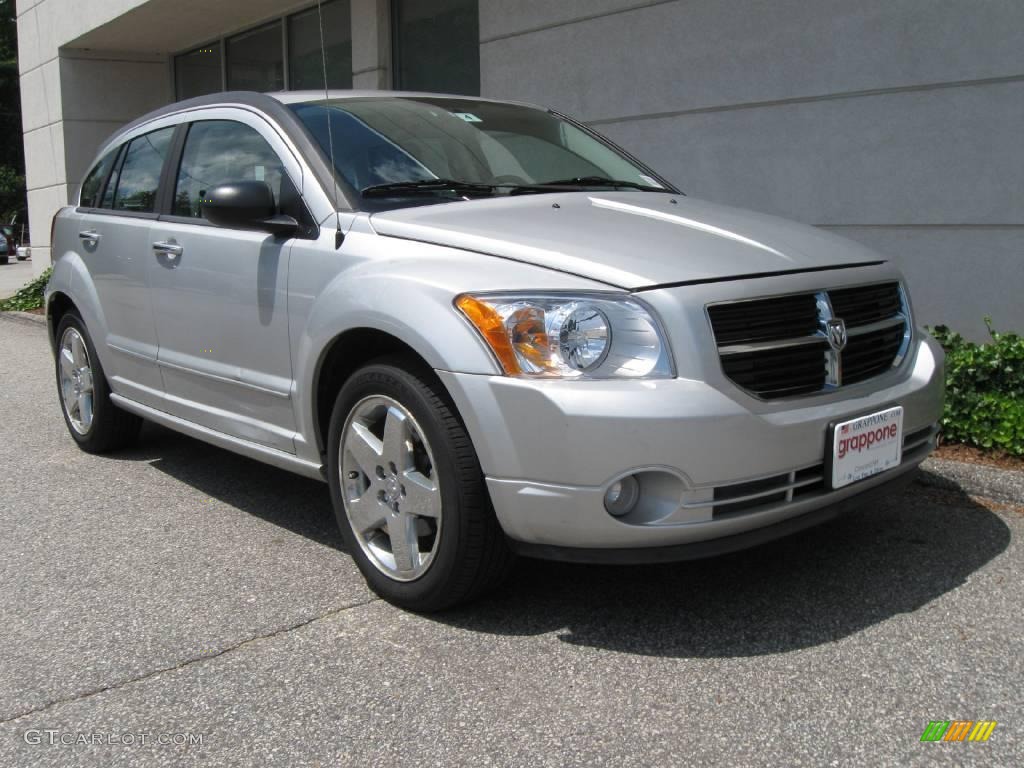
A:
1,314,1021,767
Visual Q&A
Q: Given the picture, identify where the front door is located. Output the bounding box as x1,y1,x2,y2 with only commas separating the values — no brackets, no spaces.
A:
148,117,303,452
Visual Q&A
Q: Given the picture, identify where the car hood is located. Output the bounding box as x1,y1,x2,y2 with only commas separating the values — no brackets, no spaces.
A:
369,192,884,289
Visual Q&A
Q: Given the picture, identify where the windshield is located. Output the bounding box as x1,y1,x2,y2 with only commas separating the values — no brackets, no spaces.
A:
289,97,669,209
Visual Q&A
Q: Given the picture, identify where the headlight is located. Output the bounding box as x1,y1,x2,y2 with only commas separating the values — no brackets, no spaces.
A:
455,293,674,379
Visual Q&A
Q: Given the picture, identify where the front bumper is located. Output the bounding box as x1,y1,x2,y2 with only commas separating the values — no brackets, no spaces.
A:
438,333,944,558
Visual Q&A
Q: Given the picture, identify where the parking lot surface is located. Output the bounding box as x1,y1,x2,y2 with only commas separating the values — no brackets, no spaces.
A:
0,315,1021,767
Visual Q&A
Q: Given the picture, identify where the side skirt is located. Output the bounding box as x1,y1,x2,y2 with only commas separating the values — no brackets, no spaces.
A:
110,393,326,482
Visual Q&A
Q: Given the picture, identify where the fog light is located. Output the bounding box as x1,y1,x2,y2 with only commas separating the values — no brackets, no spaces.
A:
604,475,640,517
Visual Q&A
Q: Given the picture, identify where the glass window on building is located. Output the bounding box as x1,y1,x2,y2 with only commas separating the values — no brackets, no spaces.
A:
393,0,480,96
175,42,222,99
227,22,284,92
289,0,352,90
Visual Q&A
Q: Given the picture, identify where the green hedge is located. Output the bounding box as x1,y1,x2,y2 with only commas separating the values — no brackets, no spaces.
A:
930,319,1024,457
0,267,51,312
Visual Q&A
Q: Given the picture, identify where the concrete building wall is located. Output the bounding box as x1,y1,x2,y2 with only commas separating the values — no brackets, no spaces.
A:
480,0,1024,338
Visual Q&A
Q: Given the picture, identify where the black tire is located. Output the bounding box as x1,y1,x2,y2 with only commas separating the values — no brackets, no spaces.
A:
327,359,514,611
0,255,8,265
54,310,142,453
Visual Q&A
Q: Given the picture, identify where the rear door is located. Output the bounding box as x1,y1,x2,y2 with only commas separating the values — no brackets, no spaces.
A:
74,126,176,408
147,111,313,452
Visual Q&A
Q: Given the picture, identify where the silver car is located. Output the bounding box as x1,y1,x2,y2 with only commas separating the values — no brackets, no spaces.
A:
47,91,944,610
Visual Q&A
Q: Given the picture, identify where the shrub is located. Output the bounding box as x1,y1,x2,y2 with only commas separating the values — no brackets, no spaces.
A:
0,267,51,312
929,319,1024,457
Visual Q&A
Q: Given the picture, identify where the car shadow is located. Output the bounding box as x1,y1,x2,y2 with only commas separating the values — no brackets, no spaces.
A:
112,424,1011,659
115,422,343,550
437,477,1011,658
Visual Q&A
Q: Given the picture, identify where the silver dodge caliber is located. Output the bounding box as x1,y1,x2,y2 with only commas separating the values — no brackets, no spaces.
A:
48,91,944,610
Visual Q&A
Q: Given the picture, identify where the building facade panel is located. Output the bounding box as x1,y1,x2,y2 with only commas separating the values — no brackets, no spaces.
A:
481,1,1024,122
596,80,1024,226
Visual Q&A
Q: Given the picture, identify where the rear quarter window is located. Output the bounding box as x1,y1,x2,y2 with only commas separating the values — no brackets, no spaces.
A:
79,148,119,208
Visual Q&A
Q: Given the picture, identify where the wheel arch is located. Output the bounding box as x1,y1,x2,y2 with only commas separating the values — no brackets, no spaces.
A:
312,327,443,458
46,290,78,353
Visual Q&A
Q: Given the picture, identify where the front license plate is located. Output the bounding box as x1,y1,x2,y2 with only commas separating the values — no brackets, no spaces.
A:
829,406,904,489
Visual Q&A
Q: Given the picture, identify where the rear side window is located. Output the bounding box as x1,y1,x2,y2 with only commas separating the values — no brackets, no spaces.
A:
173,120,290,219
111,127,175,213
80,149,119,208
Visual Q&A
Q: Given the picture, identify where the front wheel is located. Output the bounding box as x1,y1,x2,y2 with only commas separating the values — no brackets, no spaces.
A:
327,360,513,611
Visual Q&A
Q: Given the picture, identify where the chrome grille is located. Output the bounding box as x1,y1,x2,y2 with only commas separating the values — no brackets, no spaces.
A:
708,282,910,399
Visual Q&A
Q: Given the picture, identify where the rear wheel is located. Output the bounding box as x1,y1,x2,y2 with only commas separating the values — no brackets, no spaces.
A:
327,360,513,611
55,311,141,452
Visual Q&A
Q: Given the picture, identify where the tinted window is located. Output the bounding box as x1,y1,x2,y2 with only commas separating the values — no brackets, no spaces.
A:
80,148,118,208
393,0,479,96
175,43,222,99
289,0,352,90
227,22,284,92
112,128,174,213
173,120,291,219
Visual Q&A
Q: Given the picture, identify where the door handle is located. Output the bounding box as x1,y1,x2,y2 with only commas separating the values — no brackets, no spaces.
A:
152,240,183,259
79,230,101,244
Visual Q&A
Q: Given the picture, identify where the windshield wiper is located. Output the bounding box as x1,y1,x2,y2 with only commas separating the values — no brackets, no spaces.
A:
532,176,664,191
361,179,497,198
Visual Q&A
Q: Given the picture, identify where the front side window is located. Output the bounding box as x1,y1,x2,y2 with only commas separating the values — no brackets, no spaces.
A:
291,97,664,209
173,120,291,219
111,128,175,213
80,148,119,208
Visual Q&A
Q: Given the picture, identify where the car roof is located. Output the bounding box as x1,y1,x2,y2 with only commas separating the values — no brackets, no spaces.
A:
118,90,545,139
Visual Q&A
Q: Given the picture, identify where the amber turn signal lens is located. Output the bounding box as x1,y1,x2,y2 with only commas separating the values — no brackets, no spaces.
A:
506,305,553,370
455,294,521,374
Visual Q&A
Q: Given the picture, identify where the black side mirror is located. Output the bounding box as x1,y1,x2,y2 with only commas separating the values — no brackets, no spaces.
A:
201,181,298,236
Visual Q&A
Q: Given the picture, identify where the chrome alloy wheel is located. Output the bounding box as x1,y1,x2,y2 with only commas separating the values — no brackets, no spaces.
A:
340,395,442,581
59,327,95,435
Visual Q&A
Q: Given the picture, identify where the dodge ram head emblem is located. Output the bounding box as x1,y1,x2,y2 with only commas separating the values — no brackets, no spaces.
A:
826,318,848,352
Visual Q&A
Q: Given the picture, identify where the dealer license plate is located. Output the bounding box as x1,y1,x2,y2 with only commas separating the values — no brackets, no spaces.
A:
829,406,904,489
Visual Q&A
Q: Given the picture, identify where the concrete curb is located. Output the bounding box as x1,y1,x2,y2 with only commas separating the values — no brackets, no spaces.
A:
0,311,46,327
920,457,1024,506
